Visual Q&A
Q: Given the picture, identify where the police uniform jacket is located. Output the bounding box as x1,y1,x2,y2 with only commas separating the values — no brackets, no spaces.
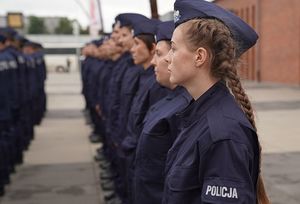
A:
134,86,191,204
121,66,170,154
162,81,259,204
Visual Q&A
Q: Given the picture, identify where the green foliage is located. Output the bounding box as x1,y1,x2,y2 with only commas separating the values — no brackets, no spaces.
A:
55,18,73,34
28,16,48,34
80,26,89,35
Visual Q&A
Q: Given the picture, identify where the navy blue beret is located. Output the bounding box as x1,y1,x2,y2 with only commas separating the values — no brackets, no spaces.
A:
155,20,174,42
133,18,160,37
24,41,36,47
24,41,43,49
0,33,6,43
0,27,17,38
14,34,29,44
173,0,258,56
91,39,104,47
115,13,149,28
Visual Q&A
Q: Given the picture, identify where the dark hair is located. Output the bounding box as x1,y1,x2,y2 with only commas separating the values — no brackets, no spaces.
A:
136,34,156,51
121,25,133,30
182,18,270,204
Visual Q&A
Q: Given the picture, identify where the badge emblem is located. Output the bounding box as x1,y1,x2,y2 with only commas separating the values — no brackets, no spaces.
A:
174,10,181,23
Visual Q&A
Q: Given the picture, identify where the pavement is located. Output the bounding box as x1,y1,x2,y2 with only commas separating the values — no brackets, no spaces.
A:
244,82,300,204
0,71,299,204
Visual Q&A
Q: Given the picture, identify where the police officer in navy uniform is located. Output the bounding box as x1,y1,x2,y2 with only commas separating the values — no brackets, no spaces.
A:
162,0,270,204
133,20,192,204
0,32,11,196
0,28,21,174
119,17,170,203
98,14,147,204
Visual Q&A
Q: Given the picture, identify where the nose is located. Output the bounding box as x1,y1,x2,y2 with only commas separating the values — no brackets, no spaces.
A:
150,55,156,67
164,49,172,64
130,46,135,55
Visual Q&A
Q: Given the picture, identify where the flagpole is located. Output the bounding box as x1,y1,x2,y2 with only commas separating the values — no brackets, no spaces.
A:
95,0,104,33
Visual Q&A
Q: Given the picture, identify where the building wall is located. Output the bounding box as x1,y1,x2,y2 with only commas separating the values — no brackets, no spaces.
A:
215,0,300,85
215,0,258,81
260,0,300,85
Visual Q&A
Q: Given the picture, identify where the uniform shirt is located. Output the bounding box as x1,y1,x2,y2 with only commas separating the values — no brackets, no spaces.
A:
134,86,191,204
0,50,13,122
84,57,102,107
121,66,170,154
102,57,124,118
88,59,105,108
112,62,141,150
81,56,99,107
24,54,38,101
106,52,131,135
162,81,259,204
32,51,46,96
6,46,27,106
2,47,19,111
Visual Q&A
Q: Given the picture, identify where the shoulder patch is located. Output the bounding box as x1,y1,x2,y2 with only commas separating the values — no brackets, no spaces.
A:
0,61,9,71
8,60,18,69
202,177,254,203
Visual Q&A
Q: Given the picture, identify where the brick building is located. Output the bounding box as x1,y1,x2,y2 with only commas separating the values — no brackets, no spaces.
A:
215,0,300,85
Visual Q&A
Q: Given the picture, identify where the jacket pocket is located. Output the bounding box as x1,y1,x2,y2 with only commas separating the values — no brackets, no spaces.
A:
168,167,201,191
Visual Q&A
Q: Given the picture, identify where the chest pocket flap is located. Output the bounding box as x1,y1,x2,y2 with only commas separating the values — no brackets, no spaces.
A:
168,167,201,191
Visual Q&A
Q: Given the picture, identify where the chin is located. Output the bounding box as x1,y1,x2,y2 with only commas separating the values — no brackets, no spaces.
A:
169,76,176,84
155,77,161,84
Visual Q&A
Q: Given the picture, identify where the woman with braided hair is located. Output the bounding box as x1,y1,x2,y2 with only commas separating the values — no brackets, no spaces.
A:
162,0,270,204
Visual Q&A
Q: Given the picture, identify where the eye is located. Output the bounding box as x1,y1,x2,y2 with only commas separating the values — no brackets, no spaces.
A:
156,50,161,57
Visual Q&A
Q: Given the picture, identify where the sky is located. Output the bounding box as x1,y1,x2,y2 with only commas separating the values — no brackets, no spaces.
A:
0,0,177,32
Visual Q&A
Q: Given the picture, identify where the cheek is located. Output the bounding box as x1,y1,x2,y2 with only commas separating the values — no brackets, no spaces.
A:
138,47,150,60
158,59,169,75
169,51,192,84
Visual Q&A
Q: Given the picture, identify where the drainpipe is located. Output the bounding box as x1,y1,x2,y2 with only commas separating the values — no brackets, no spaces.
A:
256,0,261,82
150,0,159,19
95,0,104,33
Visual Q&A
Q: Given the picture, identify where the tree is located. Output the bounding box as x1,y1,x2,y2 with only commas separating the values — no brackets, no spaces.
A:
55,18,73,34
80,26,89,35
28,16,48,34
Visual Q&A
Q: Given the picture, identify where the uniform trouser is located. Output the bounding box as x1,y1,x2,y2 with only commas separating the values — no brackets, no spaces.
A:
41,88,47,114
0,139,7,187
2,128,16,173
27,101,35,141
0,129,11,185
125,152,136,204
22,103,35,149
37,89,46,123
113,148,129,203
89,108,105,137
32,96,41,125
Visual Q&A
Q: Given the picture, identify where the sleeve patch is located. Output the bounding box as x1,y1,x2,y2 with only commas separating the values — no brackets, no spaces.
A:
201,177,249,203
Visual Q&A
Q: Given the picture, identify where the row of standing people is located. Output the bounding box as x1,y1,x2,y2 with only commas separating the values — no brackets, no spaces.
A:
81,0,270,204
0,27,47,196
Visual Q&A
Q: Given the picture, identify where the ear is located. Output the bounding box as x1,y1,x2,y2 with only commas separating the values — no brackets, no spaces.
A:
195,47,208,68
150,43,156,55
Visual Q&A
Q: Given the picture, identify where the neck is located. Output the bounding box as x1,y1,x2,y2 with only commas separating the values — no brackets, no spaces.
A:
111,52,121,61
164,82,177,90
184,72,218,100
169,84,177,90
142,58,153,70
